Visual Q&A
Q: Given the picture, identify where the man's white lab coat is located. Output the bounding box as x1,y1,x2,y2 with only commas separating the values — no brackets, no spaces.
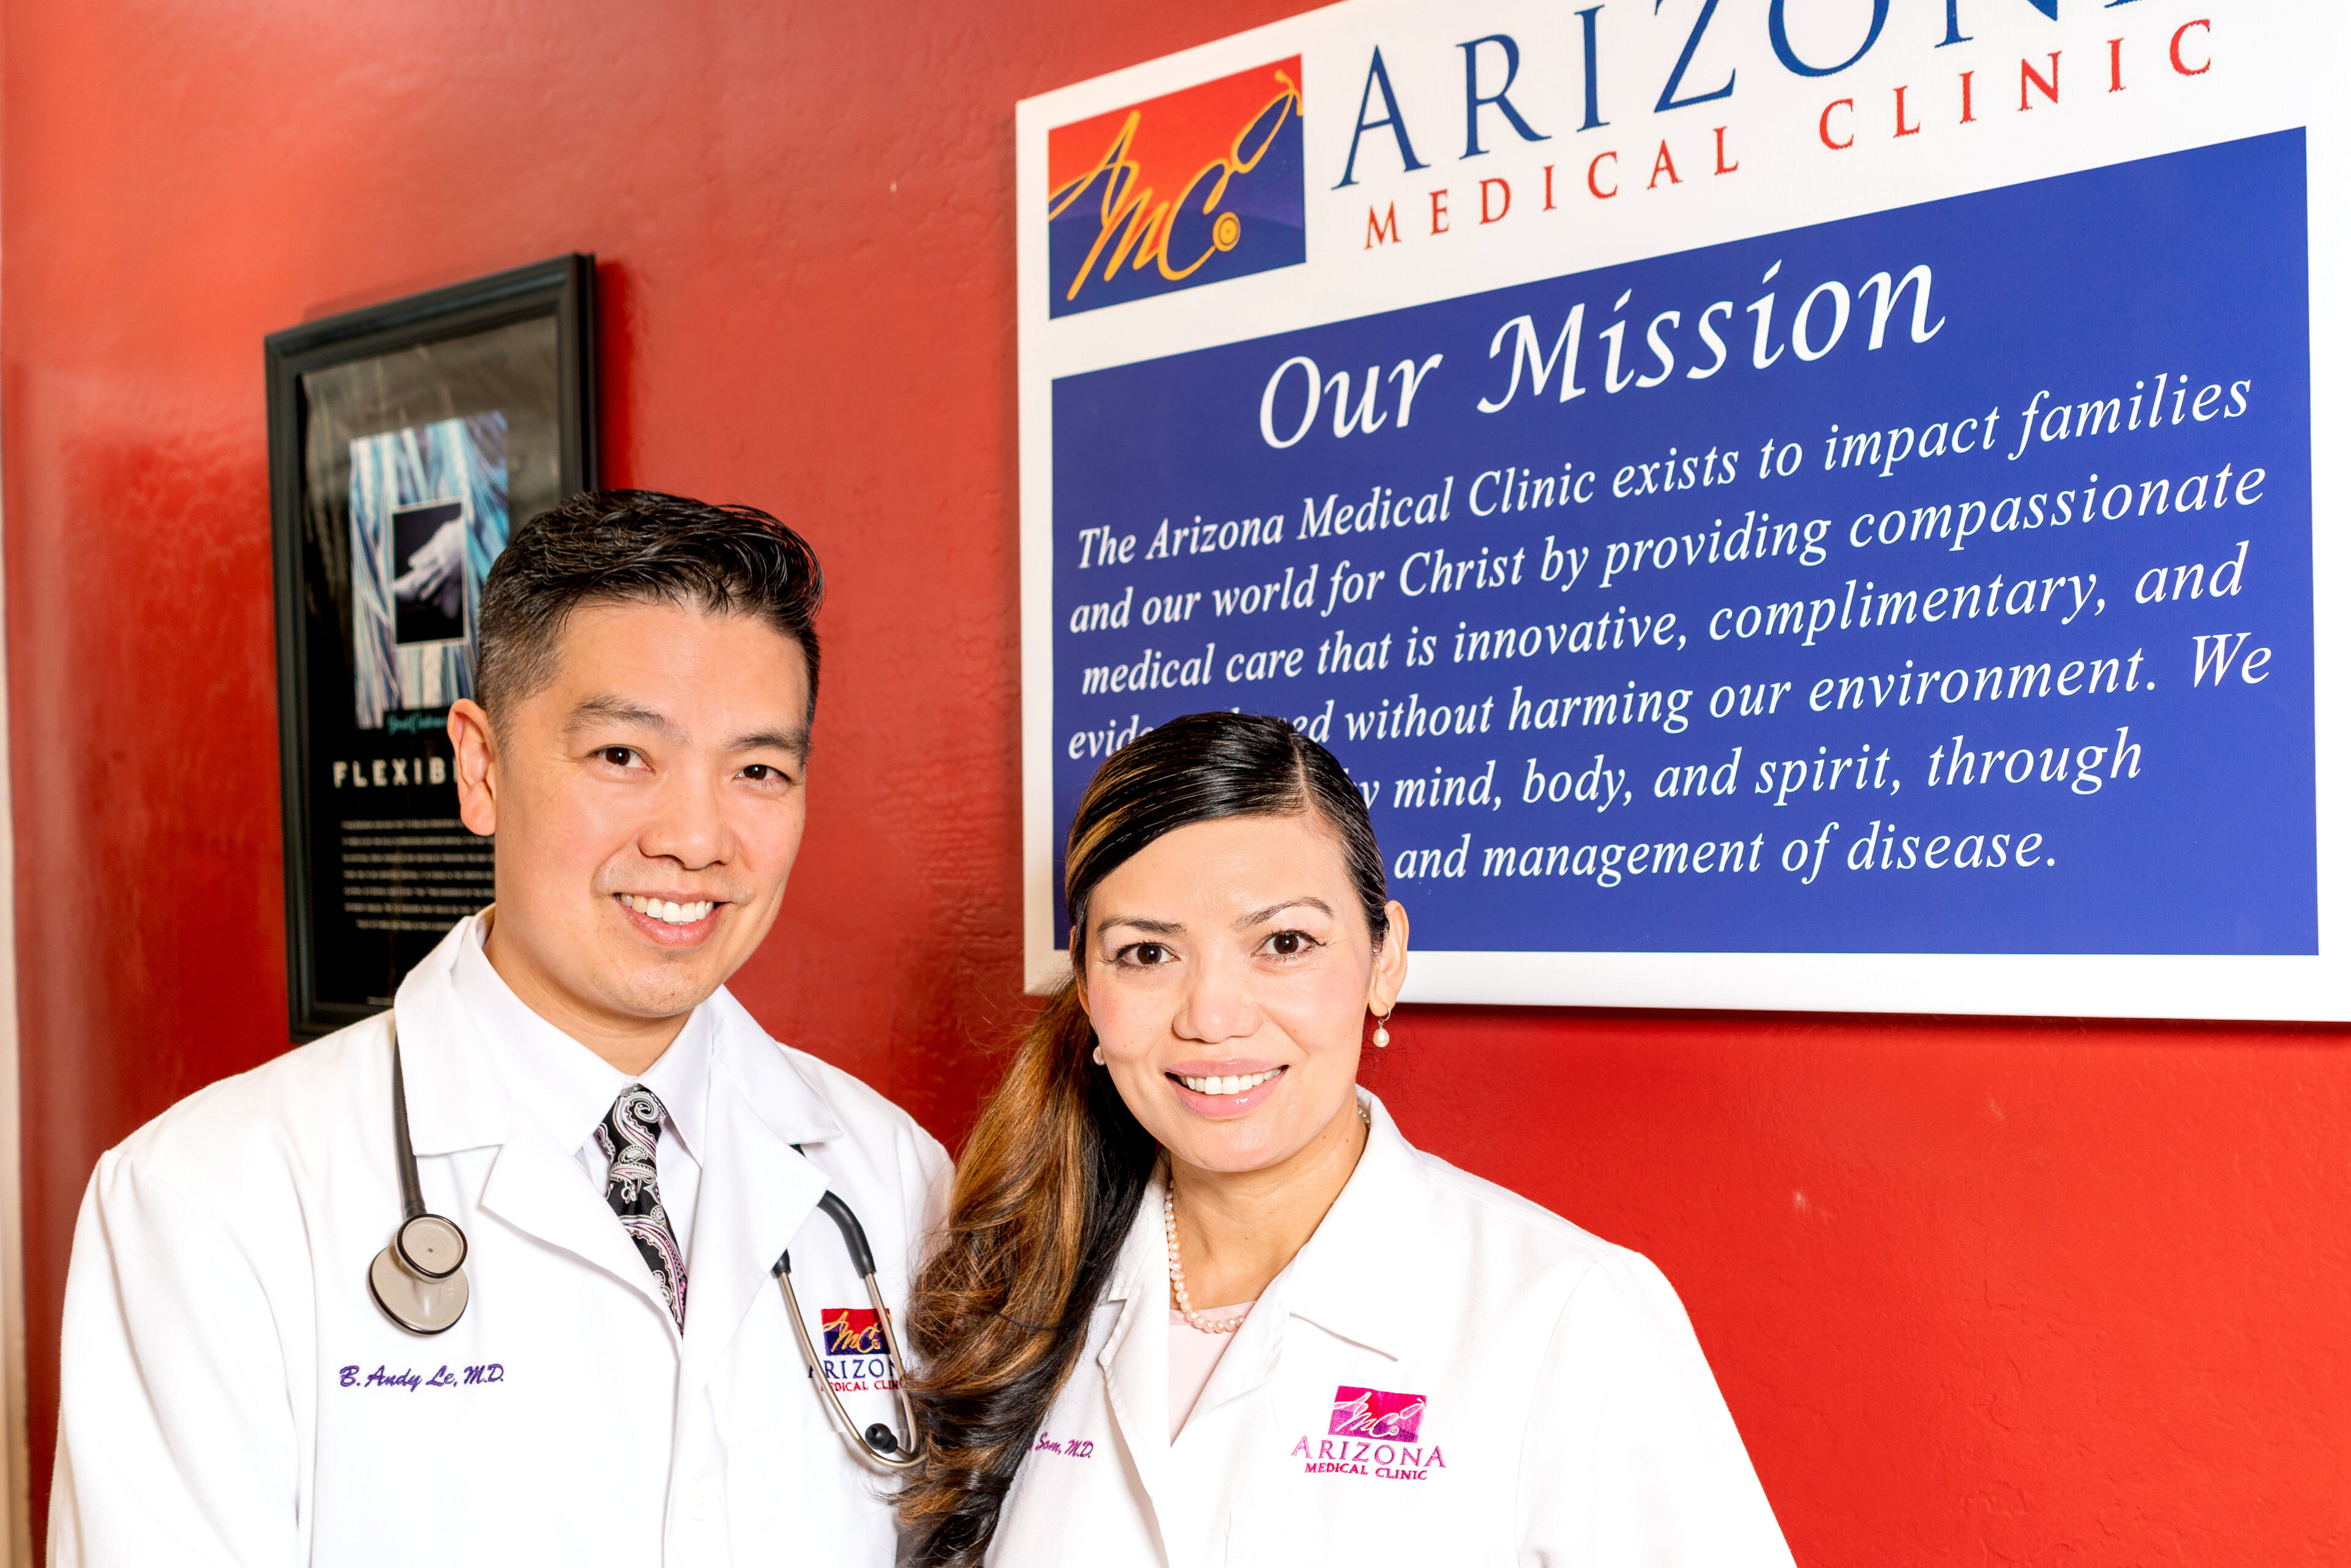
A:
51,921,950,1566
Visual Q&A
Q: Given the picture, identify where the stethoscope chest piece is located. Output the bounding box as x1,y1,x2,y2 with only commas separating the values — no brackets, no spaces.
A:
397,1214,468,1277
370,1021,473,1337
369,1239,470,1335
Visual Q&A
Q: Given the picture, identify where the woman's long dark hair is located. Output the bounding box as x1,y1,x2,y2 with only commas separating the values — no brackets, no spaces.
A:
898,712,1389,1564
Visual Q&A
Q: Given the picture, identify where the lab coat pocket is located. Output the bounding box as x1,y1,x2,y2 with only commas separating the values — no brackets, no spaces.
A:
1222,1495,1327,1568
1222,1466,1335,1568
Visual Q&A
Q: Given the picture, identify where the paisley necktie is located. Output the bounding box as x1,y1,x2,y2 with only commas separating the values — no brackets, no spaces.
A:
596,1086,688,1329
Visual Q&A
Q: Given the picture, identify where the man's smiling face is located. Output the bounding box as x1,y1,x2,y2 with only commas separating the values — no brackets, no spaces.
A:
450,597,811,1046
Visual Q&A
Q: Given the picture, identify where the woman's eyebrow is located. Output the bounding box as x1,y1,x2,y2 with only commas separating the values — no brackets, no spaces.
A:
1235,897,1332,928
1096,915,1183,936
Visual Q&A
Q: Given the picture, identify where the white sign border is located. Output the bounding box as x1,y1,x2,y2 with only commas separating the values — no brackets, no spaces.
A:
1019,1,2351,1018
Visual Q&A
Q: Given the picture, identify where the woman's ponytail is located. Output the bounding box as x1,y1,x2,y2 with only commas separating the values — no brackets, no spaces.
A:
899,986,1156,1564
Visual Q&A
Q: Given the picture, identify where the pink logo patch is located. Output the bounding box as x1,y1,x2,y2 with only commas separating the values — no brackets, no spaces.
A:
1329,1386,1427,1442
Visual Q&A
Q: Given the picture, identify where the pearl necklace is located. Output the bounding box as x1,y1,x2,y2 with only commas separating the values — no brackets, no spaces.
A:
1165,1100,1371,1335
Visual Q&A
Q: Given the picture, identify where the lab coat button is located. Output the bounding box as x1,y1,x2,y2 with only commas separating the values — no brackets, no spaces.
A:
688,1476,723,1520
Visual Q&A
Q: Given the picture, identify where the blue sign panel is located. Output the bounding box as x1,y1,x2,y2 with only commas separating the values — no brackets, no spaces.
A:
1051,132,2311,956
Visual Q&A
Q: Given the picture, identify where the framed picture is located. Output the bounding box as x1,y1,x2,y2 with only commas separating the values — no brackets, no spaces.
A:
268,255,597,1039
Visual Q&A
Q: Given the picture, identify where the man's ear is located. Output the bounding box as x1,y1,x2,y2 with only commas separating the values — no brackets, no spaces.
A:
448,699,500,837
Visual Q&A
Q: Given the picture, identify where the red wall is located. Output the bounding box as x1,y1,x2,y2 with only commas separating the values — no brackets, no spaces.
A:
4,1,2345,1560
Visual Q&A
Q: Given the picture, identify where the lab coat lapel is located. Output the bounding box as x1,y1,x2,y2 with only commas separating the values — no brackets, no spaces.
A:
1182,1278,1285,1425
1186,1093,1433,1435
394,926,689,1320
391,931,506,1159
679,996,839,1394
1267,1092,1434,1364
479,1124,681,1318
1098,1172,1177,1544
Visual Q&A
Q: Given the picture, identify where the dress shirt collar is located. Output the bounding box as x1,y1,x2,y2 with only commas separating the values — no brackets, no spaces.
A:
635,998,710,1166
450,912,711,1163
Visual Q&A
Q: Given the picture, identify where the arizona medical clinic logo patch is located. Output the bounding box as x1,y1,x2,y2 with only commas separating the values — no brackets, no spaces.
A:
822,1307,887,1356
1329,1385,1426,1441
1291,1385,1444,1481
1045,58,1304,318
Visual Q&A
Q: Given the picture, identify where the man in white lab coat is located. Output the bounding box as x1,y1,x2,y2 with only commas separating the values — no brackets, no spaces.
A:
51,490,951,1566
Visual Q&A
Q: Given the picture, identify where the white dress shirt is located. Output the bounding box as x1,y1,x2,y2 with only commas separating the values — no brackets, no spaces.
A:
452,920,710,1264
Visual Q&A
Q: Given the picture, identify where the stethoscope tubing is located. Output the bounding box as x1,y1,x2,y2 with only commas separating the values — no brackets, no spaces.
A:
774,1190,924,1471
370,1022,471,1335
389,1040,431,1231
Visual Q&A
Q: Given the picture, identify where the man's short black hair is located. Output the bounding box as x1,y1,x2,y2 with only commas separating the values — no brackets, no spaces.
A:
473,489,824,724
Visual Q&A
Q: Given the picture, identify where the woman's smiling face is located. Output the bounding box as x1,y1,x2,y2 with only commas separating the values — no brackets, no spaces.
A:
1080,810,1408,1174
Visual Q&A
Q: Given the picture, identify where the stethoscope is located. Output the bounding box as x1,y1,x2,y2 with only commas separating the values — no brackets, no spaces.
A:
367,1020,922,1470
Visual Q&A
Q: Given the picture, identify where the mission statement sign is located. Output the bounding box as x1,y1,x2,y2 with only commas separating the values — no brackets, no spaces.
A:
1018,2,2347,1018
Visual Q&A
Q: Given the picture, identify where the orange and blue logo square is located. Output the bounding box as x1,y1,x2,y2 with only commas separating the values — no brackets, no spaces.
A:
1046,58,1305,317
1329,1386,1427,1442
823,1308,887,1356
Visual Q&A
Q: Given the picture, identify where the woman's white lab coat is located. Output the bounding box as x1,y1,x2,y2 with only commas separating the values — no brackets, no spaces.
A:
987,1093,1797,1567
51,923,951,1566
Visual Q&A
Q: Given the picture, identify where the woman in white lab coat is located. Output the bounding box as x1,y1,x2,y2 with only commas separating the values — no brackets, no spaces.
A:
899,711,1797,1567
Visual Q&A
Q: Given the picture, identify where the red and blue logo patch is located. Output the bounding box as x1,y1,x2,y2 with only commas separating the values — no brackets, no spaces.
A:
822,1307,887,1356
1329,1385,1427,1442
1045,58,1305,318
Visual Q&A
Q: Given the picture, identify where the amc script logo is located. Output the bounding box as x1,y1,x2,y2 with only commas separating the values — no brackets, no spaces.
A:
822,1308,887,1356
1329,1385,1426,1442
820,1308,899,1393
1046,58,1305,318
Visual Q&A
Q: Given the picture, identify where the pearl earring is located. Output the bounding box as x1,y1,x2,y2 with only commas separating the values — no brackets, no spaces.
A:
1092,1045,1106,1065
1371,1007,1393,1048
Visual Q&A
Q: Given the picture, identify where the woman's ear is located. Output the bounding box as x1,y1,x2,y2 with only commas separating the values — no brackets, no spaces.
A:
1367,900,1410,1013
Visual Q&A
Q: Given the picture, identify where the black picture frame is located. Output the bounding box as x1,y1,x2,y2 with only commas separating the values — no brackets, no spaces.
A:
268,255,597,1040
